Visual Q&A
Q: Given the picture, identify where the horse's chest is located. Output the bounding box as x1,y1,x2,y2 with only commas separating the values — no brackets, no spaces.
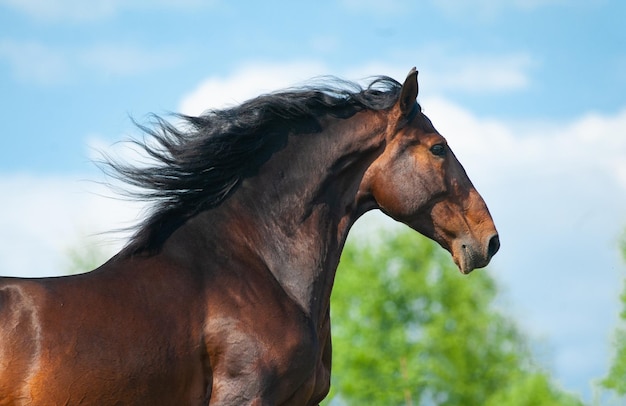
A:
204,301,323,404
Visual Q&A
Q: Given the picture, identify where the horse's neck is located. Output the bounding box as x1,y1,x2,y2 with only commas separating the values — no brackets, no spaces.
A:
171,111,386,324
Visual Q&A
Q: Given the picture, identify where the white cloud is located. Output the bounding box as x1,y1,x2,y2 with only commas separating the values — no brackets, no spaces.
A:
430,53,535,92
0,39,70,84
339,0,410,14
340,0,572,19
0,40,184,84
309,36,341,54
178,52,533,118
178,61,331,115
425,97,626,190
81,44,184,76
341,0,569,17
0,0,215,22
338,48,535,94
409,48,536,93
0,0,119,21
0,174,141,277
432,0,568,18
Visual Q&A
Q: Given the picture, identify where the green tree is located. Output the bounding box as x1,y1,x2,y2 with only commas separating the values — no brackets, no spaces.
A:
64,240,109,275
485,372,583,406
601,234,626,398
323,228,583,406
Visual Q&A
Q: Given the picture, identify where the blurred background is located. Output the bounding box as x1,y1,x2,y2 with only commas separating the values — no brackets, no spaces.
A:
1,0,625,403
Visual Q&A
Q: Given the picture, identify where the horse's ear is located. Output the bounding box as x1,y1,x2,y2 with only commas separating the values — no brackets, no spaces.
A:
399,67,418,117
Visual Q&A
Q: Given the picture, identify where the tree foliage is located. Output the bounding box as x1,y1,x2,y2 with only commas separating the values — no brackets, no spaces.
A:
601,234,626,397
323,228,583,406
64,241,109,275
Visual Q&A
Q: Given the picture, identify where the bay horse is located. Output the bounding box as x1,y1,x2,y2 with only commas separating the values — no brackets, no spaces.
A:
0,68,499,405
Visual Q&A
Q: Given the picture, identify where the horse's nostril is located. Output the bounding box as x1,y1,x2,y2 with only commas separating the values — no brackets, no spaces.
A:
487,234,500,258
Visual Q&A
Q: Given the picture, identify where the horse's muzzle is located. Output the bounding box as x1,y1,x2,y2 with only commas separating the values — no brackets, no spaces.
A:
453,233,500,274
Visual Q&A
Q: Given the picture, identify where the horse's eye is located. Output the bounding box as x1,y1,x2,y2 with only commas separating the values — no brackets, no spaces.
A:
430,143,446,157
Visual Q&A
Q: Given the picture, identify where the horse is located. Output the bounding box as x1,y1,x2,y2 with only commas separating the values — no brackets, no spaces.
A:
0,68,499,405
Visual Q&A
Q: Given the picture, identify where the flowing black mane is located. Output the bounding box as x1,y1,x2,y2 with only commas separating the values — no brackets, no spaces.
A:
107,76,412,255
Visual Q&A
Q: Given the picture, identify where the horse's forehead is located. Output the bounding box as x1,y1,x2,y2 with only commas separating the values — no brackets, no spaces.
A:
386,111,438,141
415,112,437,133
395,120,444,145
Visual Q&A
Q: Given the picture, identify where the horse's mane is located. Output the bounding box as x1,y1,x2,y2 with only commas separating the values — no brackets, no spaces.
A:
106,76,408,255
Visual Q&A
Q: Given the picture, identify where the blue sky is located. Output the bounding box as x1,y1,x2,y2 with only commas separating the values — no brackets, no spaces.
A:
1,0,624,173
1,0,625,402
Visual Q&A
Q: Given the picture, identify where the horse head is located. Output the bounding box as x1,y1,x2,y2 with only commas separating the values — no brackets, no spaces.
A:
363,68,499,274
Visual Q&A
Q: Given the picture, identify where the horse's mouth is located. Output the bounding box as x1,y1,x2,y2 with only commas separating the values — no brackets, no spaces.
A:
452,235,499,275
453,252,478,275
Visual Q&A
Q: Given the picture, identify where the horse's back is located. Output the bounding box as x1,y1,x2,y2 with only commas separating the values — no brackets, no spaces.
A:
0,265,210,405
0,279,43,404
